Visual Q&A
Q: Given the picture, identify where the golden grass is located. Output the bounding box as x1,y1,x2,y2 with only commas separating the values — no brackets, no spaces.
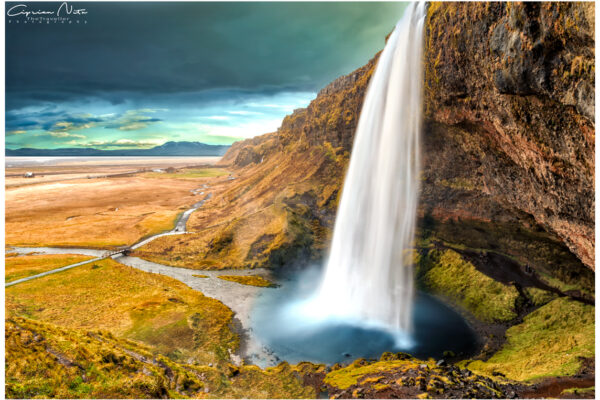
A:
6,258,237,365
132,143,343,270
192,274,209,278
5,176,203,248
5,254,95,283
217,275,276,287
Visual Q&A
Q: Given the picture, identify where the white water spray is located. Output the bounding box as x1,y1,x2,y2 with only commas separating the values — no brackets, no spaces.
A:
305,2,426,340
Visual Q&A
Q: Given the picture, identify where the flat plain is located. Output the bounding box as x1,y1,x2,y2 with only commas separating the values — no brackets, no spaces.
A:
5,157,229,248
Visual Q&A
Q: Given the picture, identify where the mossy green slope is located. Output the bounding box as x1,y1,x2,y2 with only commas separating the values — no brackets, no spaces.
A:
419,249,519,323
467,297,594,381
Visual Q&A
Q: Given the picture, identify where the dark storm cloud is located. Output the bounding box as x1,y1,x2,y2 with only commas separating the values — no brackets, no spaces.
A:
5,2,405,109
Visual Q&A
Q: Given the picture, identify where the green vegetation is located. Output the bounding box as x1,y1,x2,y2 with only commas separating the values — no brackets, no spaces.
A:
5,254,95,283
325,359,422,390
5,258,320,398
6,316,207,399
467,298,594,381
6,316,316,399
419,249,519,322
6,258,237,365
524,287,558,307
217,275,277,288
561,386,595,396
144,168,229,179
324,354,503,398
417,216,595,297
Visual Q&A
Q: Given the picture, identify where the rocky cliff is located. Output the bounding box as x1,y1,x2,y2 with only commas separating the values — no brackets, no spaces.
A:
216,3,594,287
423,2,595,271
131,2,596,384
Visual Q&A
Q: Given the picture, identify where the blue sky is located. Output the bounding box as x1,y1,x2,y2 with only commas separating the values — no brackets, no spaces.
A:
6,2,407,149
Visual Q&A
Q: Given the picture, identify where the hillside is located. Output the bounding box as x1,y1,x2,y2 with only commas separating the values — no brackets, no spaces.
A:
129,1,595,391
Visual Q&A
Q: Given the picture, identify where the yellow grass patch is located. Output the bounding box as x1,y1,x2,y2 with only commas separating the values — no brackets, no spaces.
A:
5,254,95,283
217,275,276,287
6,258,237,365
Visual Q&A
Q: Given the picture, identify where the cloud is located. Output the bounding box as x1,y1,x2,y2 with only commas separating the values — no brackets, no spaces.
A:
72,138,165,149
202,116,230,121
48,131,87,139
228,110,263,116
6,130,26,135
50,120,97,133
6,108,163,136
6,2,404,110
103,109,162,131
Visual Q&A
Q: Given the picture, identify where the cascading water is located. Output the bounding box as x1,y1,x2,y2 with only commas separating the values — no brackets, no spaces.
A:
306,2,426,339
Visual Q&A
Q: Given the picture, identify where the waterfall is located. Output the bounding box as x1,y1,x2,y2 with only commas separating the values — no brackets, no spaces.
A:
309,2,426,339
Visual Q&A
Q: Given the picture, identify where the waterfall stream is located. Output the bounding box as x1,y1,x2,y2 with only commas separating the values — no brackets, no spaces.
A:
308,2,426,340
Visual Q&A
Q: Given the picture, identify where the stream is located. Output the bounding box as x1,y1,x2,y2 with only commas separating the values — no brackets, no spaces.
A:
6,186,478,368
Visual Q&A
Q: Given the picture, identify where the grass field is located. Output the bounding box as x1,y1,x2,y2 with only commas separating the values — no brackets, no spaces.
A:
5,254,95,283
6,258,237,365
5,258,318,399
5,175,215,249
6,316,316,399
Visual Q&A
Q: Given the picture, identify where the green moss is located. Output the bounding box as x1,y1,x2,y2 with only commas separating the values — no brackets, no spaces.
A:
467,298,595,381
438,177,478,191
417,204,594,298
524,287,558,307
420,249,519,323
561,386,594,396
324,359,427,390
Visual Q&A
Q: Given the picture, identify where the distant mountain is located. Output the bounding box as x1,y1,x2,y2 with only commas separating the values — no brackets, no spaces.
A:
6,141,230,157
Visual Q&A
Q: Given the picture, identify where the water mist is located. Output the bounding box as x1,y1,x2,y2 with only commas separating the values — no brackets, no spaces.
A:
306,2,426,340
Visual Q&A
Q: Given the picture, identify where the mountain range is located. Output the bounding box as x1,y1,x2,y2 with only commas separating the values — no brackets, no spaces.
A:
5,141,230,157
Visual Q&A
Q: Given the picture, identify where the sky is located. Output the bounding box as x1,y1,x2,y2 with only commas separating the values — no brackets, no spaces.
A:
5,2,407,149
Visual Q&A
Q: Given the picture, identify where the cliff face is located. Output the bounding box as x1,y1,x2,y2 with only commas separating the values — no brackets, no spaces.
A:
423,2,595,270
212,2,594,290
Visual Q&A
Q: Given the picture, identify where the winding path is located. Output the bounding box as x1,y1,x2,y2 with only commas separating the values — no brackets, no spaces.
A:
5,188,280,365
5,192,212,287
